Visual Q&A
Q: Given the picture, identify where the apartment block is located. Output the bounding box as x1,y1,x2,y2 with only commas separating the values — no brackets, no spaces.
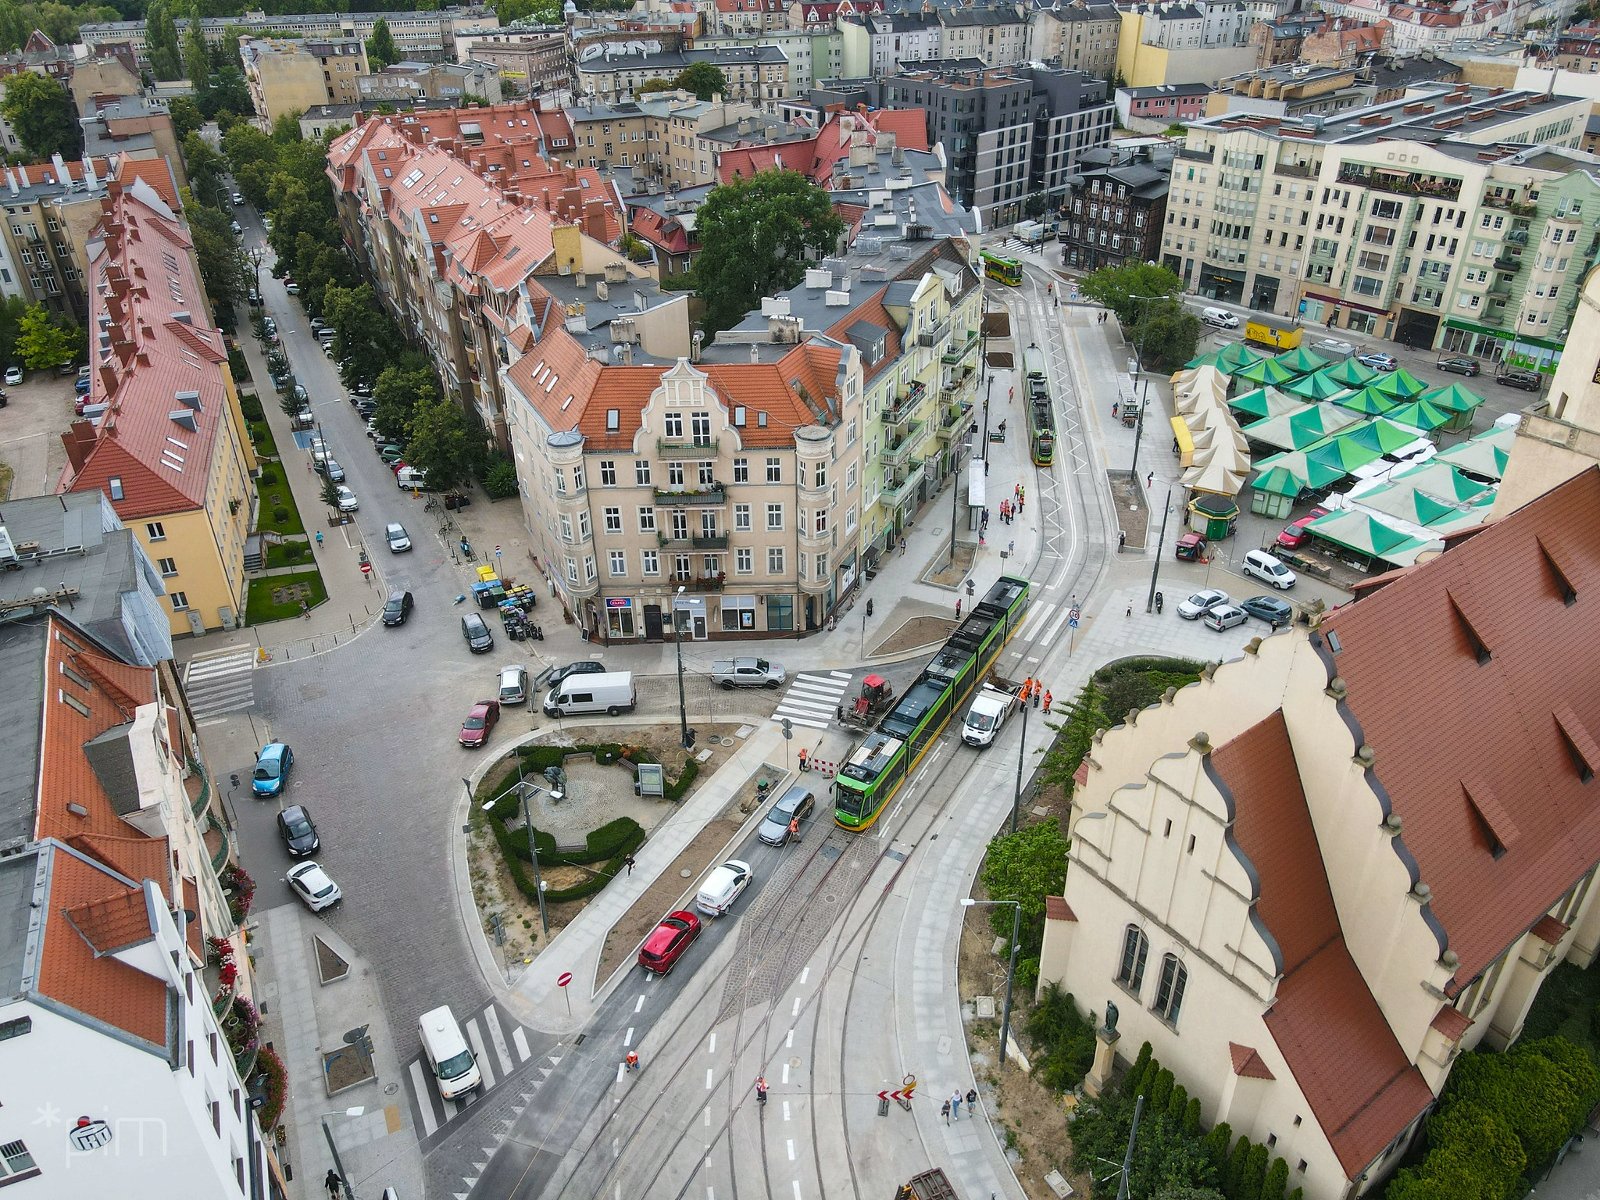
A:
1161,82,1592,355
78,94,188,195
1116,2,1259,87
0,155,116,322
59,173,258,637
1027,0,1121,80
938,5,1033,68
357,58,504,103
713,0,788,35
1061,141,1170,271
1205,56,1460,121
454,28,568,97
240,36,369,126
853,11,942,78
694,28,842,92
575,45,791,109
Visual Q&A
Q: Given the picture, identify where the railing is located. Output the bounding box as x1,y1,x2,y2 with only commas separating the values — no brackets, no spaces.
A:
674,574,725,592
1493,255,1520,272
654,485,726,505
1337,168,1461,202
1506,229,1528,245
207,812,232,873
936,405,975,442
883,401,916,431
1274,160,1315,179
692,534,729,549
881,461,924,508
881,421,923,468
1176,146,1213,163
917,318,951,348
899,379,928,406
656,437,718,455
189,770,211,818
1482,192,1518,211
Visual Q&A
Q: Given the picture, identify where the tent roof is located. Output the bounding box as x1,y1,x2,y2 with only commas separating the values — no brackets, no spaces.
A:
1242,402,1363,452
1384,398,1454,433
1229,386,1306,421
1335,386,1400,416
1368,368,1428,399
1320,357,1378,388
1305,509,1441,565
1286,370,1352,401
1416,381,1486,414
1273,345,1330,375
1233,356,1301,386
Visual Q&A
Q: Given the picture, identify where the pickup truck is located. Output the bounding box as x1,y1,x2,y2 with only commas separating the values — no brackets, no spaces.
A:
962,683,1016,747
711,658,786,689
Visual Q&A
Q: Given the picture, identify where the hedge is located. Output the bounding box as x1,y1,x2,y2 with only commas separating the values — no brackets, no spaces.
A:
486,812,645,905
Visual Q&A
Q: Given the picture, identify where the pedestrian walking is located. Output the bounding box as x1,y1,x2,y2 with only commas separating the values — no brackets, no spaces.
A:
325,1170,343,1200
1043,690,1053,714
798,748,809,772
952,1090,963,1119
315,530,324,550
1118,530,1126,551
941,1099,951,1124
789,816,801,841
1014,483,1021,500
955,598,962,618
966,1087,978,1110
626,1050,640,1072
624,853,636,875
1032,687,1041,709
1008,539,1015,554
1112,401,1119,419
1127,603,1133,618
1146,471,1154,488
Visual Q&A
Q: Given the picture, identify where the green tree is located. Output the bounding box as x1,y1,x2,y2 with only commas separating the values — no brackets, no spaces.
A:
977,820,1069,956
183,6,211,106
1148,1067,1174,1115
365,16,397,67
1236,1143,1269,1200
405,396,477,493
638,77,676,96
0,73,81,160
674,62,727,100
1154,1190,1226,1200
1129,1042,1153,1089
145,0,184,80
185,199,247,311
319,476,341,512
1262,1158,1289,1200
1078,261,1184,328
1201,1123,1232,1173
1223,1136,1252,1199
0,294,30,368
1182,1097,1202,1137
495,0,563,23
1386,1100,1523,1200
169,95,205,137
16,304,77,369
1024,192,1050,219
694,170,844,335
1167,1083,1189,1123
370,363,438,446
1134,298,1201,373
181,134,230,209
324,284,405,388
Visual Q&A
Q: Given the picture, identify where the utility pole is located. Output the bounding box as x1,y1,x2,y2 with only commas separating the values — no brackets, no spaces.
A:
1146,484,1174,612
1114,1094,1146,1200
1011,695,1029,834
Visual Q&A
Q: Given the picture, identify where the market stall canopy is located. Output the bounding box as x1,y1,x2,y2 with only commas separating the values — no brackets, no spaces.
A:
1252,450,1349,493
1384,398,1455,433
1287,369,1356,401
1190,490,1240,520
1382,459,1496,503
1304,509,1442,567
1272,345,1331,375
1183,443,1250,496
1232,356,1301,387
1367,368,1429,400
1434,425,1514,480
1229,386,1306,421
1183,343,1263,373
1319,357,1378,388
1337,416,1431,456
1416,381,1486,415
1306,432,1388,474
1335,385,1401,416
1241,402,1362,451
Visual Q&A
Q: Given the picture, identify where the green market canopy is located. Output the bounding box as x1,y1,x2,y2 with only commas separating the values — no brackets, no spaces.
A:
1241,403,1362,452
1384,398,1455,433
1319,357,1378,388
1416,381,1486,415
1304,510,1441,566
1231,356,1301,387
1229,386,1307,421
1335,386,1400,416
1252,449,1350,493
1272,346,1331,375
1434,426,1514,480
1286,369,1352,401
1367,368,1428,400
1184,343,1263,373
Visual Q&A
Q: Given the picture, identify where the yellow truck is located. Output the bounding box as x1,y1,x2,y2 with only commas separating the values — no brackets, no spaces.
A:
1243,317,1302,350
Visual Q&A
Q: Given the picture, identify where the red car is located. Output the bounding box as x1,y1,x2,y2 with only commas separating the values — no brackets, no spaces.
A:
638,910,701,974
458,699,500,748
1276,508,1328,550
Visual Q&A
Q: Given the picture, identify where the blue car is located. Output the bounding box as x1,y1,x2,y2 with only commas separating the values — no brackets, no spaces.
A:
252,742,293,797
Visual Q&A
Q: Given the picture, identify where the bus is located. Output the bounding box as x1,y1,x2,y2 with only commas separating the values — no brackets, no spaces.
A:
981,251,1022,287
833,576,1032,831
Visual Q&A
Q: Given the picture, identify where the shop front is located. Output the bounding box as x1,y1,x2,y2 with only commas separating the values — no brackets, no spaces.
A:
603,595,637,640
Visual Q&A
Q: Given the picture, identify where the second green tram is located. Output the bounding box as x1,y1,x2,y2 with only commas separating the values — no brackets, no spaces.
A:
1023,347,1055,465
833,576,1033,831
982,251,1022,286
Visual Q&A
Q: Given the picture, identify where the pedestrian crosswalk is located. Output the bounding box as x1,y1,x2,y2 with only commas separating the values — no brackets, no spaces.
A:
182,646,257,719
771,670,854,731
404,1001,537,1139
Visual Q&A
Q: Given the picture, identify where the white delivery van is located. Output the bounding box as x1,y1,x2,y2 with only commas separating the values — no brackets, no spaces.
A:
1200,306,1238,329
1242,548,1297,590
696,860,752,917
962,684,1015,747
418,1006,481,1099
543,670,636,717
396,466,429,490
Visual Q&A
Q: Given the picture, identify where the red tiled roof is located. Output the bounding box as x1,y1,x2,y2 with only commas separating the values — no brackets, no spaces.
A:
1229,1042,1275,1079
629,206,695,255
1532,914,1569,944
1045,895,1076,922
66,833,173,904
39,849,168,1049
826,286,901,382
1216,712,1433,1177
116,157,180,209
715,109,930,187
60,175,232,521
1430,1006,1473,1040
1322,468,1600,994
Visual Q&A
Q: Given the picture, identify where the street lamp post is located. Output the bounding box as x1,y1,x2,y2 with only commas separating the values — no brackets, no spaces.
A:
318,1106,365,1200
673,584,690,749
1011,695,1029,835
961,898,1021,1066
1122,293,1166,482
1146,484,1174,613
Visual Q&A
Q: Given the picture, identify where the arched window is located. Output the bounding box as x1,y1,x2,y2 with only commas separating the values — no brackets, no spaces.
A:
1153,954,1188,1026
1116,925,1149,994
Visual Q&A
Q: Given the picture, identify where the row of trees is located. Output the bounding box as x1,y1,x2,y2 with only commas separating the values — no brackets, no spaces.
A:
1078,261,1201,373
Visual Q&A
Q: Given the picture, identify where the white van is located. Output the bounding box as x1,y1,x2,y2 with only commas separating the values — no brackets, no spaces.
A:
396,466,429,490
418,1006,481,1099
1242,549,1297,590
1201,306,1238,329
696,860,752,917
543,670,636,717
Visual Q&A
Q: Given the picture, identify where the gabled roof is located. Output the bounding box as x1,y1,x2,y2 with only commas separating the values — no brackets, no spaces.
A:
1322,467,1600,995
1215,712,1434,1177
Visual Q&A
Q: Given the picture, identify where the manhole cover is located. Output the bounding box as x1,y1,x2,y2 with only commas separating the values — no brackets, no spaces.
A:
384,1083,399,1096
822,892,838,904
886,849,907,862
820,843,842,861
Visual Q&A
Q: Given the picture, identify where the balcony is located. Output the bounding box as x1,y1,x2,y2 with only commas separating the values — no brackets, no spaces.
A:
206,812,232,873
1336,167,1461,203
936,404,975,443
654,485,725,505
657,437,718,456
672,573,725,592
1176,146,1213,163
917,318,950,348
692,533,729,549
881,461,925,509
880,421,923,468
1274,159,1315,179
1493,255,1521,272
1487,275,1513,296
187,769,212,819
942,330,979,364
882,399,917,431
899,379,928,407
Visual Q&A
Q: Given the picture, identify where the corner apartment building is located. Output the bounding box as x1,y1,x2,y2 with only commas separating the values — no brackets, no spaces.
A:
694,27,842,92
575,45,791,109
241,36,368,126
1116,1,1259,87
326,103,667,451
58,175,258,637
937,4,1033,68
1027,0,1121,80
1061,141,1170,271
1041,466,1600,1200
1160,82,1592,354
850,11,941,78
454,28,568,97
0,155,116,322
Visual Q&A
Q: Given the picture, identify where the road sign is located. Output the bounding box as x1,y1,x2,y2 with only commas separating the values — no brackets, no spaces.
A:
781,717,793,741
1068,606,1080,628
556,971,572,988
360,561,371,576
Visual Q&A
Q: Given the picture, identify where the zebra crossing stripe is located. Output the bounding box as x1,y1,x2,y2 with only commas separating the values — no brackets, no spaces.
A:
482,1006,516,1076
512,1027,531,1061
464,1021,497,1090
409,1061,440,1137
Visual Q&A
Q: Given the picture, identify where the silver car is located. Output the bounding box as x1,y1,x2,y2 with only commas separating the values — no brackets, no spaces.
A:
385,522,411,552
287,861,342,911
758,785,816,846
498,664,529,704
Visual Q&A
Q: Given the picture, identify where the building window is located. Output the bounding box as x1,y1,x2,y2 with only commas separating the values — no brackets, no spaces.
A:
157,557,178,577
733,457,749,483
638,506,656,532
697,461,715,486
604,507,622,534
641,549,659,575
736,547,753,573
1152,954,1188,1025
734,503,751,531
665,412,684,438
767,547,785,574
766,503,783,530
1116,925,1149,993
668,462,685,487
609,550,626,576
600,460,617,486
170,592,189,612
635,460,651,486
766,456,782,483
146,521,166,540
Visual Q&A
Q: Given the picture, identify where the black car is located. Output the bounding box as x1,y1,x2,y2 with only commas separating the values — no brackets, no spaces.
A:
1435,355,1480,377
277,804,320,857
382,590,413,626
462,612,494,653
536,660,605,689
1497,367,1541,392
1240,594,1294,628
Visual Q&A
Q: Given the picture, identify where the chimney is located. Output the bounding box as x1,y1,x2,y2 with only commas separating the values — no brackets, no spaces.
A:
749,343,761,362
50,152,66,182
84,157,99,189
6,168,16,197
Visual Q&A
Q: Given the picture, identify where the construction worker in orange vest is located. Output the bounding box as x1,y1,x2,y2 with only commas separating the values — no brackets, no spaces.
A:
1043,690,1054,714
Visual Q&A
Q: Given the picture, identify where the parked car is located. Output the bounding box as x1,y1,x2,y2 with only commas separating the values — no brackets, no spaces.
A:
285,282,301,295
365,418,381,439
498,664,529,705
1176,589,1232,620
229,220,242,235
231,191,244,205
1355,351,1398,372
461,612,494,653
696,860,752,917
1497,367,1542,392
1175,532,1207,561
1436,354,1480,377
334,485,359,512
3,366,21,386
638,910,701,974
1200,306,1238,329
252,742,293,797
711,657,786,689
286,861,342,911
535,660,605,689
1240,595,1294,628
385,523,411,552
1276,508,1327,550
382,590,414,626
458,700,501,748
1203,603,1249,632
378,444,405,465
321,458,345,483
1242,549,1296,590
758,785,816,846
276,804,320,857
